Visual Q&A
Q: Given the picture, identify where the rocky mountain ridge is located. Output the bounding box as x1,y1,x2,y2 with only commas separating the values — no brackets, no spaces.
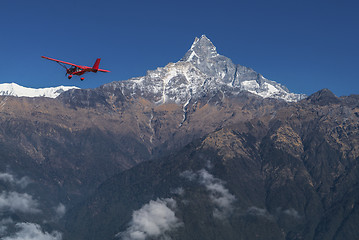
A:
62,35,305,109
1,36,304,106
67,89,359,240
121,35,305,103
0,88,288,240
1,87,358,240
65,90,359,240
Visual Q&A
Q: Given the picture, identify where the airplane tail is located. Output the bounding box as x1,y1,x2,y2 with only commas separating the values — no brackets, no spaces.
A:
92,58,101,72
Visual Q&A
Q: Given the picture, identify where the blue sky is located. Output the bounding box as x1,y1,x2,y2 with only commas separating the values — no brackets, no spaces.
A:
1,0,358,96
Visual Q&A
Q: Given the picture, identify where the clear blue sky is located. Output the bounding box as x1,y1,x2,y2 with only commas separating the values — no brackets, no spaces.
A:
1,0,358,96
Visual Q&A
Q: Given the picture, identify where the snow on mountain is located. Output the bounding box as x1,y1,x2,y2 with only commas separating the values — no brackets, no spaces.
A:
117,35,306,103
0,83,79,98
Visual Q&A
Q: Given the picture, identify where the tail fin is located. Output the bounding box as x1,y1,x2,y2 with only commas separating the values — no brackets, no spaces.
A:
92,58,101,72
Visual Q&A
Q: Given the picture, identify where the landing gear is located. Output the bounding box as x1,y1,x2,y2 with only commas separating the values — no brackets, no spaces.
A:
68,75,72,79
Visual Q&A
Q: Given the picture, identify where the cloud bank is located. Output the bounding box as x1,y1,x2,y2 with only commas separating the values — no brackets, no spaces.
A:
247,206,301,221
0,218,14,235
283,208,301,219
181,169,236,219
0,191,40,214
170,187,185,196
0,171,63,239
54,203,66,219
0,172,32,189
2,222,62,240
247,206,273,220
118,198,182,240
198,169,236,219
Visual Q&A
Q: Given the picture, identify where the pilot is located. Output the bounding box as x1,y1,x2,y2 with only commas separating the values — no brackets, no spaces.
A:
69,66,76,73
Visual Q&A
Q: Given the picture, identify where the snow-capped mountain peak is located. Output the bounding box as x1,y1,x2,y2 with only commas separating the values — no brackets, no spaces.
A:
117,35,306,104
182,35,219,62
0,83,79,98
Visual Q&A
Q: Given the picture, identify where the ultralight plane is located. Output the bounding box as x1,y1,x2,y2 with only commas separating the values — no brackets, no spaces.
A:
41,56,110,81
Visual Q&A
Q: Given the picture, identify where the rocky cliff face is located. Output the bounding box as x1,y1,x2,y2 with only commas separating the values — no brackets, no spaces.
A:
65,92,359,240
0,88,286,239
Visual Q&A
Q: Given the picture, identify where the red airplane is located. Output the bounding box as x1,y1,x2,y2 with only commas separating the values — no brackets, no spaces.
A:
41,56,110,81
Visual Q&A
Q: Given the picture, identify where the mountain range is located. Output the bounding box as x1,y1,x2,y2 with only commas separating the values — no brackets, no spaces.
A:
0,82,78,98
0,35,358,240
0,36,304,103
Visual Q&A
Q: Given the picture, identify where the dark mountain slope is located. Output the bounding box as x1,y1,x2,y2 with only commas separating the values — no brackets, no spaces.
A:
64,90,359,240
0,90,283,236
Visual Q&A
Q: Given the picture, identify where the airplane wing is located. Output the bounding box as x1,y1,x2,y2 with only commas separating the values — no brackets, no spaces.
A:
41,56,86,69
97,69,111,72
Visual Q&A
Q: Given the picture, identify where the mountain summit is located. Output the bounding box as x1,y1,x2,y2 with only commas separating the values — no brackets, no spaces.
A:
182,35,219,61
113,35,306,104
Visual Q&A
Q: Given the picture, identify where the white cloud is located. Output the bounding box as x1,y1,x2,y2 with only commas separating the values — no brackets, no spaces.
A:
0,224,8,236
2,222,62,240
170,187,185,196
0,191,40,214
0,173,15,183
246,207,301,221
179,170,197,181
181,169,236,219
117,198,182,240
54,203,66,219
283,208,301,219
205,160,213,170
197,170,236,219
247,206,273,220
0,172,32,189
0,218,14,235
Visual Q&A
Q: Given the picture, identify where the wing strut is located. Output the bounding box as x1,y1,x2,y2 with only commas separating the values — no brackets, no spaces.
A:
56,61,69,70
